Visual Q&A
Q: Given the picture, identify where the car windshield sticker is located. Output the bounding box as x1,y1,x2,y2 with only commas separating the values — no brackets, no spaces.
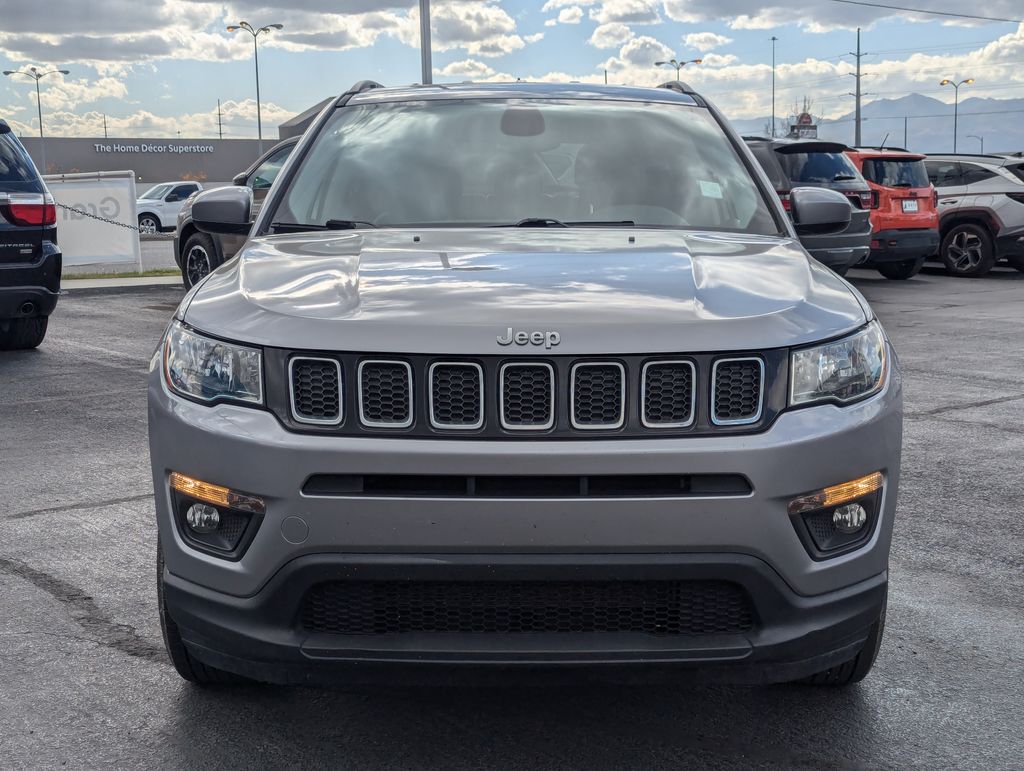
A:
699,180,724,199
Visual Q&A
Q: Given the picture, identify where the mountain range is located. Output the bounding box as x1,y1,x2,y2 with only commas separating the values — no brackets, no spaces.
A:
728,93,1024,153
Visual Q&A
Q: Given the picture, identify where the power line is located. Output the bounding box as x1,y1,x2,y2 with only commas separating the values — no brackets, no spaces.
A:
821,106,1024,125
824,0,1023,24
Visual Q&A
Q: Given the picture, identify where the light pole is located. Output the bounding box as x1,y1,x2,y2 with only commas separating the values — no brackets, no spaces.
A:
967,134,984,154
940,78,974,153
654,58,702,82
770,36,778,138
227,21,283,156
419,0,433,84
3,66,69,174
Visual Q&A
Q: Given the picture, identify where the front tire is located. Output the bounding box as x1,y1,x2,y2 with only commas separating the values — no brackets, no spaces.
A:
877,256,925,280
940,223,995,277
0,316,48,350
798,599,886,687
138,214,161,235
180,232,221,289
157,544,247,685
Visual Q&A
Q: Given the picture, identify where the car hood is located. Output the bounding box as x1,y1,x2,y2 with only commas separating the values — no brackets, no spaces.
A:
182,229,869,355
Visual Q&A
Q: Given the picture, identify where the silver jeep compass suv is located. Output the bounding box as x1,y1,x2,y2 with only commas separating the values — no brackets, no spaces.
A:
149,81,901,687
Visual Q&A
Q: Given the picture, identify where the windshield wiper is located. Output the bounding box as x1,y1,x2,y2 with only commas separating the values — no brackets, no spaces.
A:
271,220,377,233
832,174,859,181
494,218,637,228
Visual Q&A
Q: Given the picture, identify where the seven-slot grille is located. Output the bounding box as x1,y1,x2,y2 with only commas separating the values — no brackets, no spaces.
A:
712,358,764,425
289,357,342,425
283,354,769,434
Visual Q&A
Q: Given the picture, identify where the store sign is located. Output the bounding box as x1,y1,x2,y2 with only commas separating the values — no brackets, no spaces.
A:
93,143,215,154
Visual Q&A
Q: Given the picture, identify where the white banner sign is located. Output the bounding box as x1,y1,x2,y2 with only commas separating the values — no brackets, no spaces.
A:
42,170,142,268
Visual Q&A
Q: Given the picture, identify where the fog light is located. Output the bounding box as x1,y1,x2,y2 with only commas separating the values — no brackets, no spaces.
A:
186,503,220,533
833,503,867,533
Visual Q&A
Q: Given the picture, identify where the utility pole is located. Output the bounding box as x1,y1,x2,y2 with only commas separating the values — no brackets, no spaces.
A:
419,0,433,84
217,99,223,140
103,113,108,139
771,36,778,138
604,69,608,85
851,28,863,147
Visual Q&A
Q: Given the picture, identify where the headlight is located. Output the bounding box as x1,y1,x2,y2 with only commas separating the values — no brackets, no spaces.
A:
164,322,263,405
790,321,887,407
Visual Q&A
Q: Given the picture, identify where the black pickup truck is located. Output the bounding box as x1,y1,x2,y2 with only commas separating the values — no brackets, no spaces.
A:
0,119,60,349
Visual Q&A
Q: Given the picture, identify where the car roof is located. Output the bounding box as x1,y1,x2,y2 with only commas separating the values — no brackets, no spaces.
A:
847,148,925,160
347,81,700,107
741,136,851,153
927,153,1015,167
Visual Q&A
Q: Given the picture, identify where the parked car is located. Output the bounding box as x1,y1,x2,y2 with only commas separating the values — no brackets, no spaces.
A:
0,119,59,350
744,137,872,275
844,148,939,280
136,181,203,234
174,136,298,288
924,153,1024,277
152,81,901,689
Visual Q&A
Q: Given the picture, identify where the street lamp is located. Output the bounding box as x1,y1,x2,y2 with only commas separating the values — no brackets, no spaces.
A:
654,58,702,82
940,78,974,153
967,134,984,154
3,66,69,174
770,36,778,138
227,21,283,155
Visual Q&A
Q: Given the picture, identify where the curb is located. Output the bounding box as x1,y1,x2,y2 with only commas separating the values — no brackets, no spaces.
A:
62,276,184,291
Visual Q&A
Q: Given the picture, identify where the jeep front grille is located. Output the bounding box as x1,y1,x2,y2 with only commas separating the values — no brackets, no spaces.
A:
300,579,755,637
500,362,555,430
289,357,342,425
276,351,777,438
712,358,765,425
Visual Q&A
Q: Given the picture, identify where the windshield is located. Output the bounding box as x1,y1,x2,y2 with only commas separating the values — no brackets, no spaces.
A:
777,151,861,184
271,99,779,235
140,184,172,200
861,159,929,188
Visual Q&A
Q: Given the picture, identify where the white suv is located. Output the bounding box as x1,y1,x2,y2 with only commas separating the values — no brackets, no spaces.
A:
136,181,203,234
925,154,1024,277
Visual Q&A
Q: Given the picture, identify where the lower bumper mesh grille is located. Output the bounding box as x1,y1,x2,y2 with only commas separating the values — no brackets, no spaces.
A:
300,580,755,636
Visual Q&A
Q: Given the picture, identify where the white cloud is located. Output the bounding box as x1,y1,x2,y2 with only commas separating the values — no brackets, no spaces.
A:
683,32,733,51
588,0,660,26
558,6,584,23
588,22,635,49
541,0,598,10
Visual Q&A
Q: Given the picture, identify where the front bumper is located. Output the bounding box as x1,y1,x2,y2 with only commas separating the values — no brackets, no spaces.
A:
149,351,902,682
163,552,887,685
865,228,939,264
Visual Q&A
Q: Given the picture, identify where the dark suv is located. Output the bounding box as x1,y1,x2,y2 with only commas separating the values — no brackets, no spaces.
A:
0,120,59,350
174,136,298,288
745,138,872,276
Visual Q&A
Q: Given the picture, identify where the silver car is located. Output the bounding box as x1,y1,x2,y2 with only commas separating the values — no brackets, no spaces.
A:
925,154,1024,277
150,81,901,688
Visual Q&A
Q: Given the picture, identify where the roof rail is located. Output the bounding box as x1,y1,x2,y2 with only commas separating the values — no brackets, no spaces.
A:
658,80,695,95
346,80,384,96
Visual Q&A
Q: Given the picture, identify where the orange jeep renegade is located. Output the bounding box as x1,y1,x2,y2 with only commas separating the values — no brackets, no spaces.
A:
845,148,939,280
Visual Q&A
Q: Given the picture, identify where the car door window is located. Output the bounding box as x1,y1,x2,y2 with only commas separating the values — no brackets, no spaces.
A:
960,164,997,186
925,161,963,187
166,184,198,202
250,146,293,191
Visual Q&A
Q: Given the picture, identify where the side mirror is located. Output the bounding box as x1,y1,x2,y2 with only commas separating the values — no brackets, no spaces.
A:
232,172,248,186
790,187,852,235
192,186,253,235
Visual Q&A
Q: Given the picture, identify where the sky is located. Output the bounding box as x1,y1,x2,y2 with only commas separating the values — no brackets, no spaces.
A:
1,0,1023,139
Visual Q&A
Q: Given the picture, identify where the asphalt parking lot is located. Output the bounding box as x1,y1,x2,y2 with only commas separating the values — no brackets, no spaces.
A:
1,266,1023,769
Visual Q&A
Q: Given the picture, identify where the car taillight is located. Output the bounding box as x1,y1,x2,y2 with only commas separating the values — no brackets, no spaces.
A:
778,191,791,211
932,189,939,208
856,191,873,209
3,193,56,226
869,191,880,209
